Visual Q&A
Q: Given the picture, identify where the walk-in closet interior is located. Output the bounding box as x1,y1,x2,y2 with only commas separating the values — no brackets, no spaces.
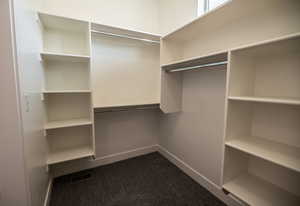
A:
1,0,300,206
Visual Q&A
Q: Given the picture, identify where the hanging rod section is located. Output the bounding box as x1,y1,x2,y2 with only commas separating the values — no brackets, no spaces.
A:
91,30,160,44
167,61,228,73
94,104,160,114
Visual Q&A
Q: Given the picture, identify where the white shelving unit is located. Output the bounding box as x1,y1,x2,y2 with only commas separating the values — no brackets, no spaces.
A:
222,34,300,205
39,12,163,165
39,12,95,165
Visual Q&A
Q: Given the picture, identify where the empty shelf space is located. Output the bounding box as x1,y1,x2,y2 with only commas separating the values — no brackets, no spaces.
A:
228,96,300,105
223,173,300,206
47,146,93,165
43,90,91,94
39,12,90,56
228,35,300,100
45,118,92,130
41,52,90,62
226,136,300,172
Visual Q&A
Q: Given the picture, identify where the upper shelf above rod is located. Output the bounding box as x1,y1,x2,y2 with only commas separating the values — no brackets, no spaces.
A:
161,51,228,73
91,30,160,44
90,22,161,44
167,61,227,73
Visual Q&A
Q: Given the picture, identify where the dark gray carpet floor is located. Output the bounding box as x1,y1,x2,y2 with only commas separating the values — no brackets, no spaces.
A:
50,152,227,206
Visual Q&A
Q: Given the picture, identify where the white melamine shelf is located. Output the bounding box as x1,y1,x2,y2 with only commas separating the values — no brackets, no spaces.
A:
43,90,91,94
45,118,92,130
38,12,88,32
223,173,300,206
47,146,93,165
161,51,228,71
162,0,267,41
91,22,161,42
41,52,90,62
228,96,300,106
231,32,300,53
226,136,300,173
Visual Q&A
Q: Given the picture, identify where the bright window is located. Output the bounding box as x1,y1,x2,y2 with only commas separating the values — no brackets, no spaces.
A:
198,0,230,16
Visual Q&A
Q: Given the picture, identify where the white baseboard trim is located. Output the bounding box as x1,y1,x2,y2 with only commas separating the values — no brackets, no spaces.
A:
157,145,241,206
52,145,159,177
93,144,159,165
43,177,53,206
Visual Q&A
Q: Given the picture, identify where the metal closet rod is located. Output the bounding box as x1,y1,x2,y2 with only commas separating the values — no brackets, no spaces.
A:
167,61,228,73
91,30,160,44
94,106,159,114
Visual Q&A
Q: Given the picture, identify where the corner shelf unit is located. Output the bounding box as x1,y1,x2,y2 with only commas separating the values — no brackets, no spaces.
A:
222,34,300,205
39,12,95,165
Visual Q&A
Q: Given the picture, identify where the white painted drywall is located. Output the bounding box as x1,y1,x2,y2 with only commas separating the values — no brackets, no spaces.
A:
159,0,198,35
94,110,159,157
40,0,160,34
13,0,50,205
0,0,29,205
160,69,227,186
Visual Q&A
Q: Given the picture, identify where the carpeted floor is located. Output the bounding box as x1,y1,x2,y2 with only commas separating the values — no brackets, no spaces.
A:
50,152,227,206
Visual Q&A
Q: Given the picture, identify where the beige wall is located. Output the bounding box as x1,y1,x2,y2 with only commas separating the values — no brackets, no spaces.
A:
13,0,50,205
159,0,198,35
0,0,29,205
94,110,160,157
40,0,160,34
